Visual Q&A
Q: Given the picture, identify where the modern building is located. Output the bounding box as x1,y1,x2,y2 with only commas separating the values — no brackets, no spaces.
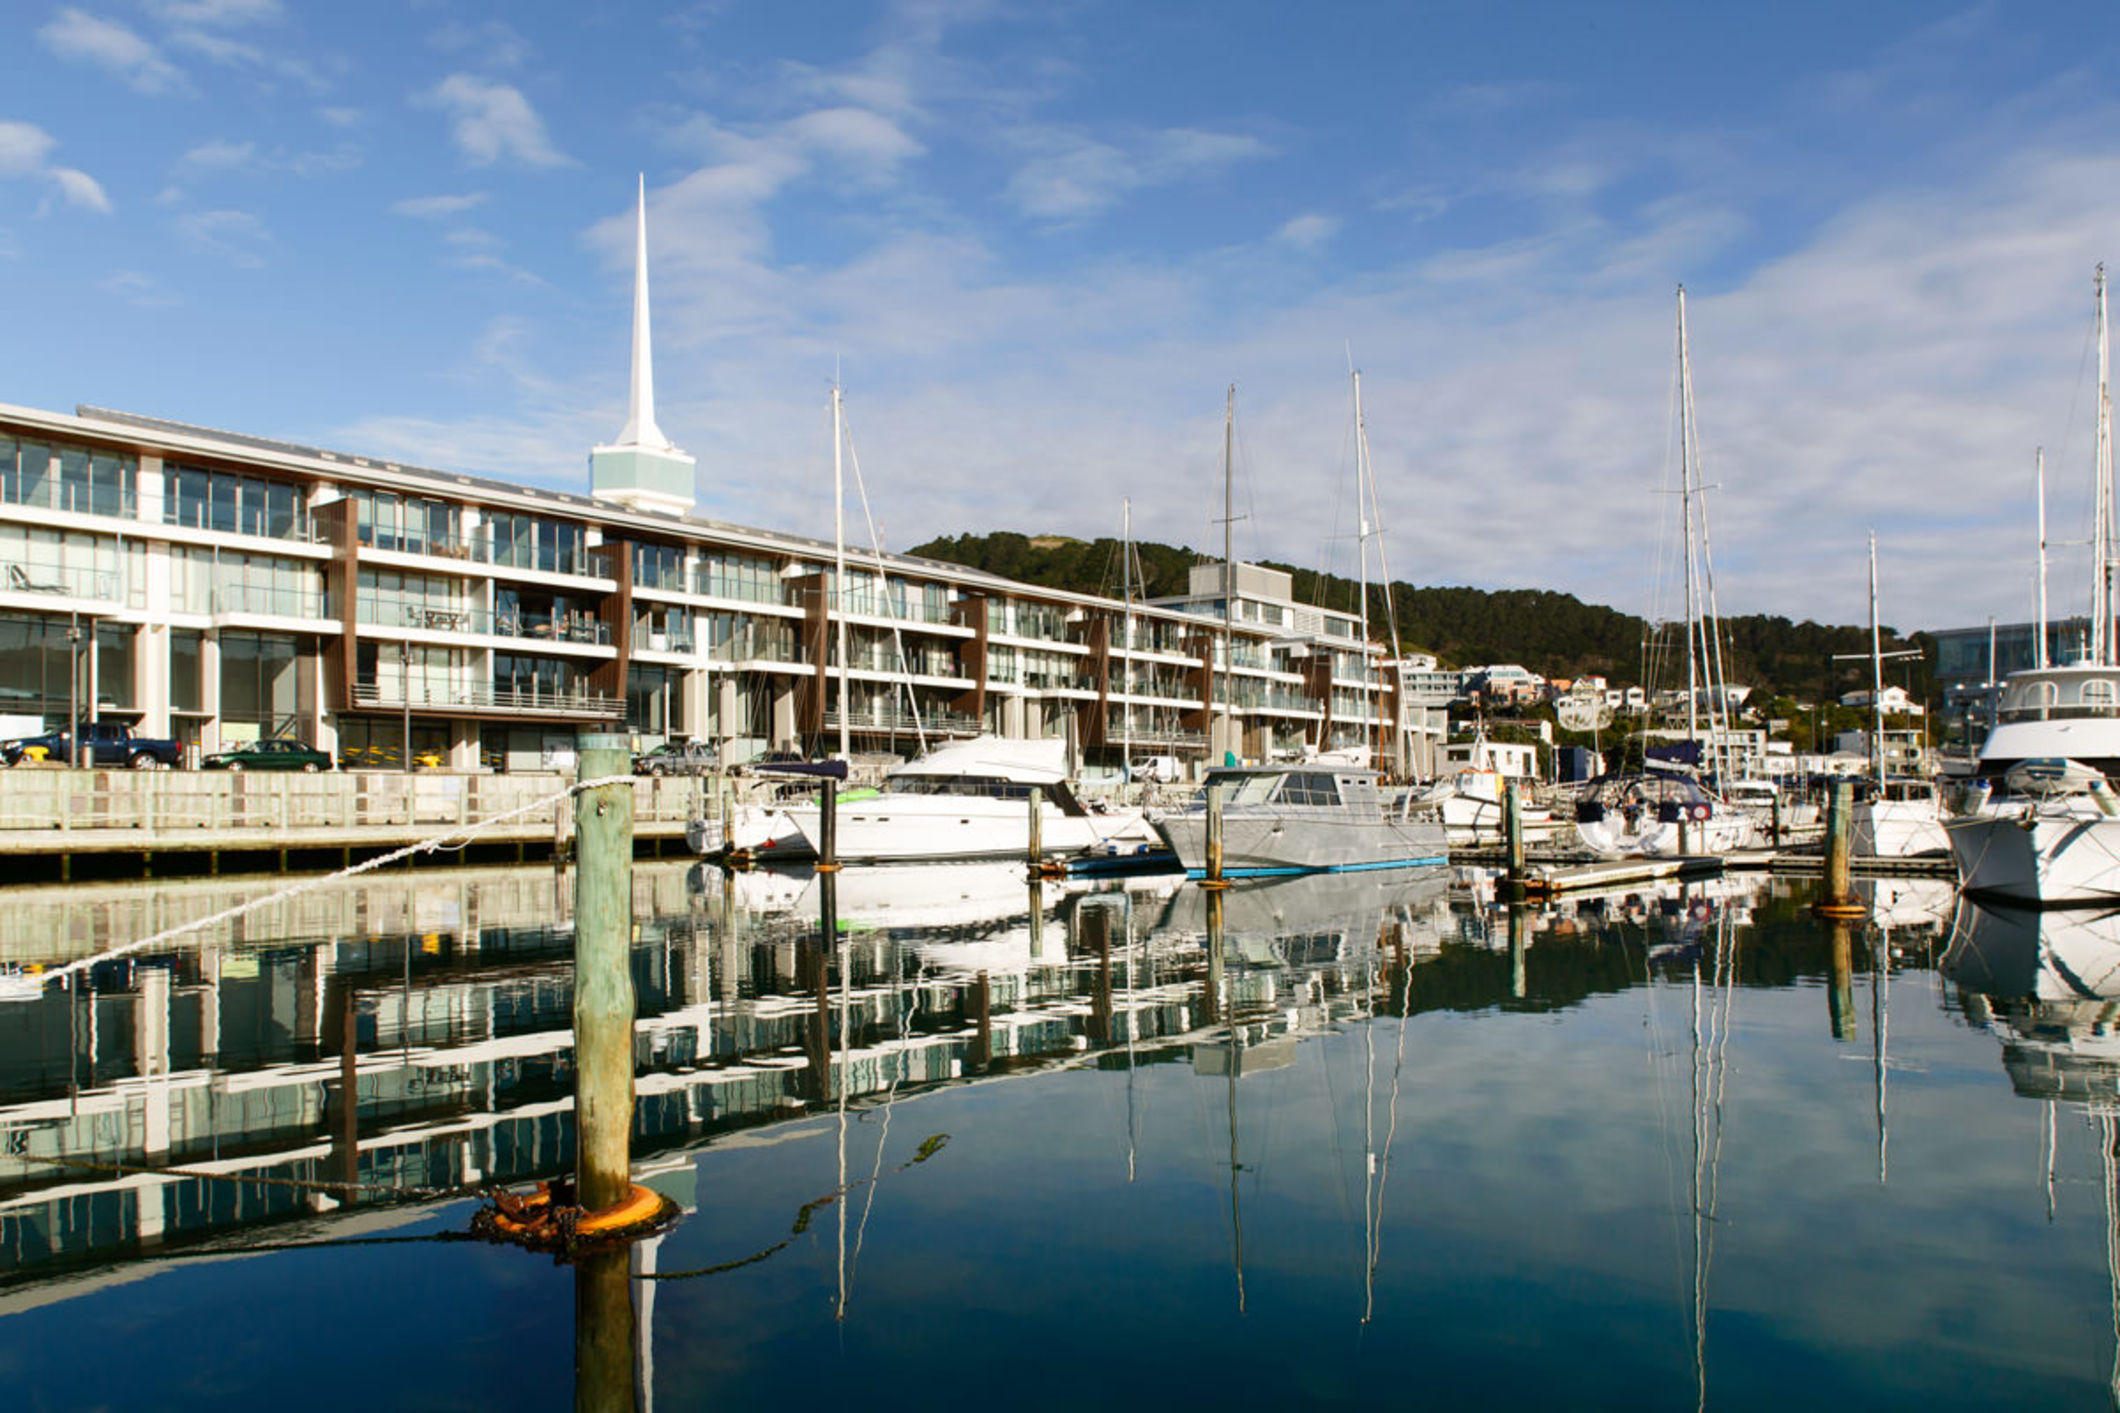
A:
0,191,1423,776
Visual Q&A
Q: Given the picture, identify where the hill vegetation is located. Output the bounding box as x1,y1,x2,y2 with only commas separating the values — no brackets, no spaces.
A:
905,530,1936,707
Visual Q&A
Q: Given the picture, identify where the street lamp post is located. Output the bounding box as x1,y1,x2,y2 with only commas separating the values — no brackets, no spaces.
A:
66,612,81,769
400,639,412,774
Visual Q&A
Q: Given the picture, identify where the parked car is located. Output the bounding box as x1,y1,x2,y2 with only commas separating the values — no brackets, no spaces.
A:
1,720,184,769
634,741,720,776
203,739,334,772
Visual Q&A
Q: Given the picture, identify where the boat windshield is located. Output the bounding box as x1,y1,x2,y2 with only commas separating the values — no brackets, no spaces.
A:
892,775,1042,800
1997,669,2120,722
1198,770,1281,806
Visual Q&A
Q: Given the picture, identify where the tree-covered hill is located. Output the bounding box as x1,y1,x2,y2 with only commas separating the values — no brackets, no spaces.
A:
906,530,1933,705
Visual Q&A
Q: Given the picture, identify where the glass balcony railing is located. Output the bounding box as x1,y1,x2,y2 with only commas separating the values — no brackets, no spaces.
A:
358,601,494,634
495,612,611,646
213,585,330,619
352,681,622,715
4,561,124,601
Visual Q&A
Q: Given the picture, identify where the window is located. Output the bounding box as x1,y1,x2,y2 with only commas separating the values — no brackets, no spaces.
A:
164,464,309,540
632,542,684,590
1,439,135,519
1277,772,1343,807
170,629,204,713
350,488,460,555
487,512,588,575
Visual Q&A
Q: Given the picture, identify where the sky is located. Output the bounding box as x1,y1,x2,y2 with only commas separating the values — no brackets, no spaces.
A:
3,1,2118,636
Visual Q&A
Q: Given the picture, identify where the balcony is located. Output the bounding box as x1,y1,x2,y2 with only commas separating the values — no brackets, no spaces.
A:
825,705,983,736
214,585,332,620
495,610,611,647
4,562,124,602
360,601,495,634
690,572,789,607
353,681,622,717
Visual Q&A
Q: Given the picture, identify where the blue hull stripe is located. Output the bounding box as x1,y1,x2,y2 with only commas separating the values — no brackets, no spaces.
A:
1182,855,1449,880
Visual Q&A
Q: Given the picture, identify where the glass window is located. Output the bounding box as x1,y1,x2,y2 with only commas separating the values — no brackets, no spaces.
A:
209,475,239,534
170,628,204,713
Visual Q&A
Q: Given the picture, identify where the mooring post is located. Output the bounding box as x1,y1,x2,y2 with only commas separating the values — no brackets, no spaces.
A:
816,778,839,873
1205,782,1226,885
1823,777,1855,907
573,732,636,1214
1027,877,1045,959
1026,785,1044,865
1828,918,1855,1041
1204,885,1225,1026
1770,793,1783,848
1509,904,1528,1000
1504,778,1526,879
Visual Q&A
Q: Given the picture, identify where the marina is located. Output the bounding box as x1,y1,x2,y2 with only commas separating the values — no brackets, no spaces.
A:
5,857,2120,1407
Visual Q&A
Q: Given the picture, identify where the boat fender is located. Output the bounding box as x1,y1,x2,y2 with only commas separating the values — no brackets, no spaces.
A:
2091,778,2120,819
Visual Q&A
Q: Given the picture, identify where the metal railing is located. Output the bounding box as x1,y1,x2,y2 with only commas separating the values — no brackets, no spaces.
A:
352,682,623,715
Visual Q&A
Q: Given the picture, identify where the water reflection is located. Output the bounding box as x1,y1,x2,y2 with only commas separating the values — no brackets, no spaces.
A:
11,862,2120,1409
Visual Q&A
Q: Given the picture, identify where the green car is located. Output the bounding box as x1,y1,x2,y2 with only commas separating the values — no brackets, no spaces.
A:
203,738,334,772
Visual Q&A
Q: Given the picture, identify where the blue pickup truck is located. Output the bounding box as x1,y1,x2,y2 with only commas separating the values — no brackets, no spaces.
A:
1,720,185,769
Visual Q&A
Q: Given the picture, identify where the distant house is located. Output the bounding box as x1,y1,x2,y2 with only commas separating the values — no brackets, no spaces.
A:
1839,685,1925,718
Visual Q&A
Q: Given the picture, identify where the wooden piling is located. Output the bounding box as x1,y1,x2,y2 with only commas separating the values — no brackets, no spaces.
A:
1504,779,1526,879
1817,777,1862,917
1027,785,1044,865
1508,904,1528,1000
572,732,636,1214
1828,919,1855,1040
1205,782,1227,887
816,778,840,873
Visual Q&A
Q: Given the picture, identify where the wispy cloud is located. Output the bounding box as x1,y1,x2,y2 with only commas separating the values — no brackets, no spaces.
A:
102,269,180,307
1275,213,1340,250
392,192,488,219
427,19,533,70
38,8,190,96
0,119,111,212
419,74,573,169
142,0,283,24
176,207,270,265
1002,124,1272,221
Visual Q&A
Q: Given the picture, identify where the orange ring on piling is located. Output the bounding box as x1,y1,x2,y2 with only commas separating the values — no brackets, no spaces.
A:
576,1184,673,1237
1812,901,1867,919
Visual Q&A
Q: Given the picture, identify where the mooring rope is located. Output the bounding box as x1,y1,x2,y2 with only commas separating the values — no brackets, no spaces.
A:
37,773,637,988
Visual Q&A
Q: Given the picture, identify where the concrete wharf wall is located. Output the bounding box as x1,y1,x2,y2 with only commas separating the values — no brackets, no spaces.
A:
0,769,710,879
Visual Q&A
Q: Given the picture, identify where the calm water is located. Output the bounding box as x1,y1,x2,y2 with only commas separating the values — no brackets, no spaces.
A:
0,860,2115,1410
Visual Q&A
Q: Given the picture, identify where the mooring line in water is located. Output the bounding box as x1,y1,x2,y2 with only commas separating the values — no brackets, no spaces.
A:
638,1133,950,1282
36,774,638,988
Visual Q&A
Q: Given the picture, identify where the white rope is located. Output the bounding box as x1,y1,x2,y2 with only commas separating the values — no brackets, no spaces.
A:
39,773,638,987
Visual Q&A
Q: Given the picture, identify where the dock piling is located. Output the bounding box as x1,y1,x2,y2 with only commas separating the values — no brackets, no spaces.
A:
1205,783,1226,886
572,733,636,1214
1816,777,1861,916
817,778,840,873
1027,786,1043,866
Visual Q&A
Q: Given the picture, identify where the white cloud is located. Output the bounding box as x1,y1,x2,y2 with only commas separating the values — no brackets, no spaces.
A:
38,8,190,96
0,120,112,213
317,106,360,129
143,0,283,25
48,167,112,212
176,207,270,265
1275,213,1340,250
102,269,178,306
392,192,488,219
1003,124,1272,221
0,122,58,176
420,74,573,169
178,138,256,174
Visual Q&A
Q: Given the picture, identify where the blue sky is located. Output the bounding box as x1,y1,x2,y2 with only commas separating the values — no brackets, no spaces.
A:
3,1,2118,634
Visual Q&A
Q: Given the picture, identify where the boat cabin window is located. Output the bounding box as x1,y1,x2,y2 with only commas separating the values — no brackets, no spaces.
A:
893,774,1038,800
1201,770,1280,806
2084,678,2118,711
1275,772,1343,807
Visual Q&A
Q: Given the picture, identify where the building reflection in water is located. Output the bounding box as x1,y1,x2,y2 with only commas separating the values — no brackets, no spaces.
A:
0,859,1857,1335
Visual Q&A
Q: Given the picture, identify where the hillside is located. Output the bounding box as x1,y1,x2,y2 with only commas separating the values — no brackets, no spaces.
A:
906,530,1934,706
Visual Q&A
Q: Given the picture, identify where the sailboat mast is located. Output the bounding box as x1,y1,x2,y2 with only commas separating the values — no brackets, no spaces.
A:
832,384,851,761
2037,446,2050,670
2098,265,2114,667
1869,533,1886,788
1354,369,1373,761
1677,287,1702,747
1222,384,1236,765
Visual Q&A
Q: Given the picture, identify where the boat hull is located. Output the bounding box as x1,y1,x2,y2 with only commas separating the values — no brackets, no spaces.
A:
1853,798,1949,858
1152,810,1448,878
1573,810,1756,859
784,795,1154,864
1946,814,2120,905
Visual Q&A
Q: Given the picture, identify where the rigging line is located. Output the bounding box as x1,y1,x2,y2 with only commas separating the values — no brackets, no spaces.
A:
37,775,634,987
850,937,916,1284
840,405,928,753
1366,922,1417,1325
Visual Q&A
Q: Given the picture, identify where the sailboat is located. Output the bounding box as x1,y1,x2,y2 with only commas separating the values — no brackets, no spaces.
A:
1573,287,1757,859
1850,534,1947,857
1947,266,2120,902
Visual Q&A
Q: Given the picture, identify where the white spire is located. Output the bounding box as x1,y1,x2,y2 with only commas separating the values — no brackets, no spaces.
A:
615,173,672,452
